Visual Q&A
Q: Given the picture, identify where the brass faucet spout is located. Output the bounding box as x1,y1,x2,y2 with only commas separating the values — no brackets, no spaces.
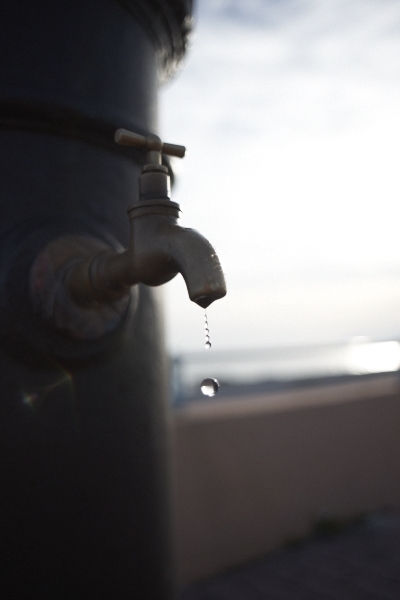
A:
83,215,226,309
158,224,226,308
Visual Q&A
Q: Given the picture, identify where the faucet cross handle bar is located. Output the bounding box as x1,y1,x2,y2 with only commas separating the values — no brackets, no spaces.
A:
114,128,186,160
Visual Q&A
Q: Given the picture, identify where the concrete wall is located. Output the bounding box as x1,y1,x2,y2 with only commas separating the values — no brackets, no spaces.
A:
172,374,400,587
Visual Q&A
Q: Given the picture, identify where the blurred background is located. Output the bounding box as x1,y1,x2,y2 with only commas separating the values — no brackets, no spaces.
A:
160,0,400,402
164,3,400,593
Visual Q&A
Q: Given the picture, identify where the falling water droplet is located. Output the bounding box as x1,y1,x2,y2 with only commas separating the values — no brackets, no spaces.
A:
204,310,211,349
200,378,219,397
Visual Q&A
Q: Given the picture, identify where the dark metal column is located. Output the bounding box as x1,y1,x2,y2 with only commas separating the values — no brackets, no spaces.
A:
0,1,192,597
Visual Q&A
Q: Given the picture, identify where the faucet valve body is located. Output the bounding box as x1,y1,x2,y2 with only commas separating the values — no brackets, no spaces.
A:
139,164,171,201
131,162,180,219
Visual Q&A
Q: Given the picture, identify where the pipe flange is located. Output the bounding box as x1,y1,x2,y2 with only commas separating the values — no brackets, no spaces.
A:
128,199,180,219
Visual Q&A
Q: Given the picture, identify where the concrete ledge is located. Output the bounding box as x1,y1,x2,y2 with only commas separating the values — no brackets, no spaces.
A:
172,373,400,587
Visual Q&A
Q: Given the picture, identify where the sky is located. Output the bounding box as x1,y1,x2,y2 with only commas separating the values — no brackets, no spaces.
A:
160,0,400,354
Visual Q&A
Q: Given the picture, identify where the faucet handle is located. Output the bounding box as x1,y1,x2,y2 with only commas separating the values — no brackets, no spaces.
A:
114,128,186,159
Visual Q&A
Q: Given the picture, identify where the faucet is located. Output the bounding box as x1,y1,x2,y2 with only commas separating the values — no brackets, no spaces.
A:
29,129,227,340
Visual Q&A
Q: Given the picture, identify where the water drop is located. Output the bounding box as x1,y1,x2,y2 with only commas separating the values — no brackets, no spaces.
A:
204,310,211,349
200,378,219,397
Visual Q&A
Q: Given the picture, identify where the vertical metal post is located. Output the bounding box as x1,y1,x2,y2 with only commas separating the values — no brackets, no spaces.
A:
0,0,192,597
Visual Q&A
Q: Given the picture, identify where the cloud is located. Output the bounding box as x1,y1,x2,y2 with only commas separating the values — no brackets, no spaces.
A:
161,0,400,352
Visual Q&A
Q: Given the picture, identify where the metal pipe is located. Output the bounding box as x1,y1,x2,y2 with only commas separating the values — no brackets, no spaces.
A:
0,1,196,598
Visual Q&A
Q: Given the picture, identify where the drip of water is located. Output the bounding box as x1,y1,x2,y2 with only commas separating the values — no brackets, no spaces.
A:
200,378,219,397
200,312,219,396
204,310,211,349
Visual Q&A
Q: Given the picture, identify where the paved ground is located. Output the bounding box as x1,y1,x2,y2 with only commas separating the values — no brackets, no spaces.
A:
180,512,400,600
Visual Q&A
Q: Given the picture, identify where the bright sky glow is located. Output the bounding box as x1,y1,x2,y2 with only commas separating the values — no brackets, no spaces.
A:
161,0,400,353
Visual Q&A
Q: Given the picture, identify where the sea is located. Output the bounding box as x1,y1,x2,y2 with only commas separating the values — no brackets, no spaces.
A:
171,338,400,405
